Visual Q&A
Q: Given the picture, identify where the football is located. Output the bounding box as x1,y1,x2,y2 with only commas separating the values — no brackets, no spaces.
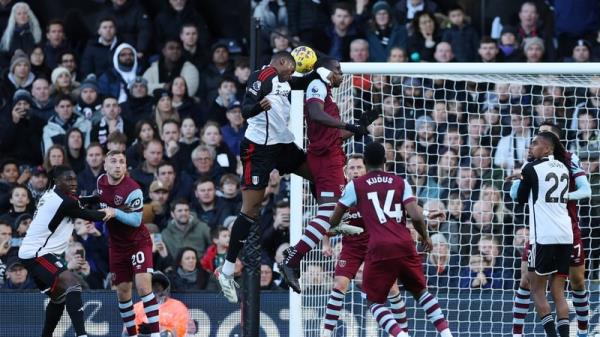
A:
291,46,317,73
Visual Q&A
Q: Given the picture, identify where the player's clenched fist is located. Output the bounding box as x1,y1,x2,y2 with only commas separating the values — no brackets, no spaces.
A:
100,207,116,221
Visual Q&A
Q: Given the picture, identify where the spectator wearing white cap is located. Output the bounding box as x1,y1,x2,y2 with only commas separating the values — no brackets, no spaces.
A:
565,39,592,62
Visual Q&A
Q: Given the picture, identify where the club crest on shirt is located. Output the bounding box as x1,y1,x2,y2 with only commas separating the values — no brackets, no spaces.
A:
114,195,124,206
338,259,346,268
252,176,259,185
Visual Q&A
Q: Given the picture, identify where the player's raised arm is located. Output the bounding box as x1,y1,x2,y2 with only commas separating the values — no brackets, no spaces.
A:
114,188,144,227
567,154,592,200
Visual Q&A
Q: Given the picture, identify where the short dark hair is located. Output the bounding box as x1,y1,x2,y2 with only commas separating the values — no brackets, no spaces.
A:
194,176,215,190
86,142,104,153
157,161,175,172
180,22,198,34
49,165,74,183
314,56,338,71
446,4,464,14
331,2,353,15
220,173,240,186
46,19,64,32
97,16,116,29
170,198,189,212
162,38,182,50
102,95,118,105
363,142,386,167
54,94,73,107
211,226,229,240
58,50,76,62
271,51,295,65
218,76,237,88
480,36,497,46
106,131,127,145
275,200,290,209
162,118,181,130
143,139,164,150
0,158,18,172
234,56,250,69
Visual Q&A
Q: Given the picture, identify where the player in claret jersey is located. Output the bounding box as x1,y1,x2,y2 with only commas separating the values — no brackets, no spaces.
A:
329,143,453,337
280,57,377,292
320,154,407,337
511,121,591,337
97,150,160,337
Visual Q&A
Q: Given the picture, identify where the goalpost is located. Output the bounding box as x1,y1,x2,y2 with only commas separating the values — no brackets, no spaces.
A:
289,63,600,337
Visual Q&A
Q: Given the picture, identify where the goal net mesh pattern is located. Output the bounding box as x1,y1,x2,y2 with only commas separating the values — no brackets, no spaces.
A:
296,72,600,337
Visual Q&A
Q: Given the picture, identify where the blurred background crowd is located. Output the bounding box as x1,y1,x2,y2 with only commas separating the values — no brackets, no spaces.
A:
0,0,598,294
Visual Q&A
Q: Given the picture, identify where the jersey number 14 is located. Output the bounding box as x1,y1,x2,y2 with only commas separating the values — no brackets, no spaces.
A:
367,191,403,224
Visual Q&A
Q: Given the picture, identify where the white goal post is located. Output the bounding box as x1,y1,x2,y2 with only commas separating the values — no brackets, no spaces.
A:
289,63,600,337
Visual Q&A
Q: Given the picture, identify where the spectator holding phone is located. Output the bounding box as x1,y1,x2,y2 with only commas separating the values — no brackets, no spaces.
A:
0,90,45,167
64,242,104,289
73,218,109,280
151,232,173,273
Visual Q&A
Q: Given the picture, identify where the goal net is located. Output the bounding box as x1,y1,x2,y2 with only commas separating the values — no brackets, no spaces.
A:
289,63,600,337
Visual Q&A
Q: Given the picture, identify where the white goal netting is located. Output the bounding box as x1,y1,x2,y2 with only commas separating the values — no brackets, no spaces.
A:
293,68,600,337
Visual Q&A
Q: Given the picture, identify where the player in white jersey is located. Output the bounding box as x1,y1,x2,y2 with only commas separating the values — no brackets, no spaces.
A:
510,132,572,337
18,165,115,337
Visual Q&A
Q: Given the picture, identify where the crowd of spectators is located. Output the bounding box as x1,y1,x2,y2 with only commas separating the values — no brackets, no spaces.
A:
0,0,598,293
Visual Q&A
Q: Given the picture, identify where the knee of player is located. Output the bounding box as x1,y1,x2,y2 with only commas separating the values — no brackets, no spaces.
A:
333,277,350,293
58,271,81,289
519,275,530,289
569,272,585,290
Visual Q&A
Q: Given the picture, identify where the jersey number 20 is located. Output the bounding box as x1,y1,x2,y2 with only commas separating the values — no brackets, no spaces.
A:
545,173,568,203
367,190,402,224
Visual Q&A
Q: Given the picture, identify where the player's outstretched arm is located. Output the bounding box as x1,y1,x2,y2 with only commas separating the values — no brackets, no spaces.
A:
329,203,348,229
64,199,113,222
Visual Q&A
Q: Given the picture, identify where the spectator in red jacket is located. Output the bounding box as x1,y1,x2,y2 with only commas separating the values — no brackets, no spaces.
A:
200,226,230,273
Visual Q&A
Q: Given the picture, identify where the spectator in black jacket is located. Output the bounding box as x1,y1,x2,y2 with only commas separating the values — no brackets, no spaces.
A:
313,2,364,62
260,200,289,261
365,1,408,62
120,76,152,126
180,22,208,71
0,90,44,166
30,78,54,121
478,36,501,62
43,19,69,69
168,247,208,291
286,0,331,47
99,0,152,58
407,11,440,62
90,96,132,147
1,49,35,99
58,50,80,83
81,17,119,77
441,5,479,62
29,45,51,80
154,0,210,52
206,77,237,126
199,43,235,103
130,138,163,197
191,177,235,229
156,161,194,203
77,142,104,195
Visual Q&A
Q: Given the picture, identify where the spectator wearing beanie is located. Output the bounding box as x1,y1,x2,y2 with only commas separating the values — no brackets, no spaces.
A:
98,42,139,103
0,2,42,55
75,74,103,123
394,0,438,26
522,36,545,63
365,1,408,62
0,89,44,166
42,94,91,154
143,39,199,97
49,66,80,102
0,49,35,99
120,76,153,126
98,0,152,58
565,39,592,62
